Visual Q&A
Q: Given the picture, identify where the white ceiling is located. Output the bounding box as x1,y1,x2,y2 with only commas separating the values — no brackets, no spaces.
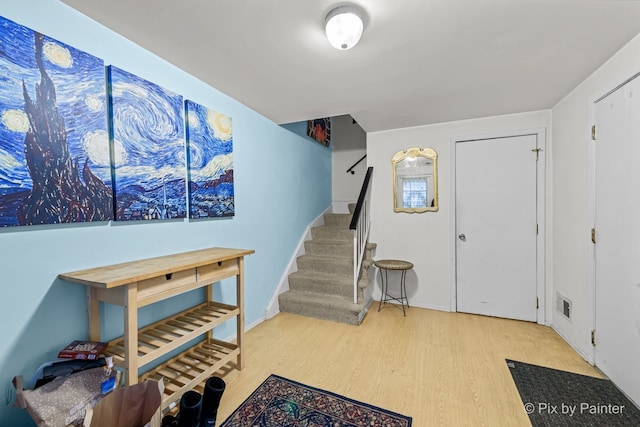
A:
61,0,640,133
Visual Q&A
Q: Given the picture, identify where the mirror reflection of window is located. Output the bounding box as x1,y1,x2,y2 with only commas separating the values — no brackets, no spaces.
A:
402,177,428,208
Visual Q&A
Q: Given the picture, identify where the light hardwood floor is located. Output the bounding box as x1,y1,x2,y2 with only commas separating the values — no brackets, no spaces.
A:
214,306,603,426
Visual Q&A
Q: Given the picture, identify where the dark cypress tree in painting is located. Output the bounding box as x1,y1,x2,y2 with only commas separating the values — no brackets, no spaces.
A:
17,32,112,225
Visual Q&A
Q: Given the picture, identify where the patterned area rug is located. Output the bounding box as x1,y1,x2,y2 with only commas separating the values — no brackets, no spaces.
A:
220,374,412,426
507,359,640,426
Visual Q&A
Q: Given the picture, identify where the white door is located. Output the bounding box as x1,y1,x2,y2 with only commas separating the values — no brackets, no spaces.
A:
594,76,640,406
456,134,538,322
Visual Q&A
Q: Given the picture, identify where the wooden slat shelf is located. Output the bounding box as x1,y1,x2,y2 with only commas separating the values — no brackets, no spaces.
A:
105,301,239,370
58,247,253,412
139,339,239,410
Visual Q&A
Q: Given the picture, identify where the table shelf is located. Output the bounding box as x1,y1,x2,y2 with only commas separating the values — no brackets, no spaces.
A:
105,301,239,370
139,338,238,411
58,247,253,412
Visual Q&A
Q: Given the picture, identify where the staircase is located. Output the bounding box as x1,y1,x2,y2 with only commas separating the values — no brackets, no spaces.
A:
278,207,376,325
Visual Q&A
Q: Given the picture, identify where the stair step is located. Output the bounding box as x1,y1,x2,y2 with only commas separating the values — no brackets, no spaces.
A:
278,290,364,326
279,206,377,326
311,226,353,241
296,254,353,276
304,239,353,258
323,212,352,227
288,271,367,299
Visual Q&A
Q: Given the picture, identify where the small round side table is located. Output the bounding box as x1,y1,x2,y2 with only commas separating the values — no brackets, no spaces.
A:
374,259,414,316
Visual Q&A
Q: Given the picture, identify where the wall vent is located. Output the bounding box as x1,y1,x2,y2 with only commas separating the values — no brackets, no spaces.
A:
556,292,572,321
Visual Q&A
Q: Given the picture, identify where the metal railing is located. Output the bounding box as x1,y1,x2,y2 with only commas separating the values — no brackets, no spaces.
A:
349,166,373,304
346,154,367,175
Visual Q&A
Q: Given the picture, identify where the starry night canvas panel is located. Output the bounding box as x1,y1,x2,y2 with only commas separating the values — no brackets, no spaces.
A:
0,16,112,227
185,100,234,218
107,66,186,221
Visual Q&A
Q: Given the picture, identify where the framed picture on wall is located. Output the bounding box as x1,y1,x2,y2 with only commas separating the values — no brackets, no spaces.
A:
306,118,331,147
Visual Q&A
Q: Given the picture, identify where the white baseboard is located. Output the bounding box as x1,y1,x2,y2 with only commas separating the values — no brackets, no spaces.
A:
551,324,594,365
221,315,265,343
358,298,374,323
412,302,452,312
264,206,332,319
369,284,451,313
246,316,264,332
375,300,451,312
358,275,375,322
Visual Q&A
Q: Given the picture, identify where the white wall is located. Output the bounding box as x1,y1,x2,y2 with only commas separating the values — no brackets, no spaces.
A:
332,115,366,212
367,111,551,311
551,32,640,361
365,29,640,377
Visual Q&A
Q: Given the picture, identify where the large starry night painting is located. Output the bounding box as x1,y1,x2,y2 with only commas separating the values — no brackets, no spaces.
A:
107,66,186,221
0,16,112,227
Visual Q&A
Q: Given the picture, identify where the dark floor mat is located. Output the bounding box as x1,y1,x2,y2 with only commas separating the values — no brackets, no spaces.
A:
507,359,640,426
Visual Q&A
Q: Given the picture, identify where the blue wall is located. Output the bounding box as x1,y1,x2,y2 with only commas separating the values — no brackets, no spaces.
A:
0,1,331,424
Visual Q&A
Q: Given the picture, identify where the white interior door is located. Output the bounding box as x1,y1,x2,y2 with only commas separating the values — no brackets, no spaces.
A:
594,75,640,406
456,134,538,322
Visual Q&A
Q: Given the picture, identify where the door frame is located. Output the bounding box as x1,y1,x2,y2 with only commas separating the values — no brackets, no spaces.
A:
449,128,546,325
588,70,640,365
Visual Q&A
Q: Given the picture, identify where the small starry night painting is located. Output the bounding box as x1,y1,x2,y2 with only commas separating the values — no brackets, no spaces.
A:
185,100,234,218
0,16,112,227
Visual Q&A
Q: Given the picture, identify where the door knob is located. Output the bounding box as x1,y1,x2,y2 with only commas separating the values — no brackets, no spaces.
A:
458,233,466,241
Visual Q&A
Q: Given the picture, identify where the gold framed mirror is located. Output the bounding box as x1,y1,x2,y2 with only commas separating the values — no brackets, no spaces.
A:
392,147,438,213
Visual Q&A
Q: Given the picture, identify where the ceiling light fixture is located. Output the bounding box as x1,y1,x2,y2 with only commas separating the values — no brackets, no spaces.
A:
325,5,365,50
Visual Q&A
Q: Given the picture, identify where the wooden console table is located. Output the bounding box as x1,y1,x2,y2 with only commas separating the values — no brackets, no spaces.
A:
58,247,254,411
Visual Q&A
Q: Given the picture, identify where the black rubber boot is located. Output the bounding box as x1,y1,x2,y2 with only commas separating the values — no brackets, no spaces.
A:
200,377,226,427
178,390,203,427
162,415,179,427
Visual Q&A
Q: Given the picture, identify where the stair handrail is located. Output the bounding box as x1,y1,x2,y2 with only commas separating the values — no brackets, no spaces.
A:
349,166,373,304
346,154,367,175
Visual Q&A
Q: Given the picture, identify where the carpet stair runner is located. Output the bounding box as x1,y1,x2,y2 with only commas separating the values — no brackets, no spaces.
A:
278,208,376,325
